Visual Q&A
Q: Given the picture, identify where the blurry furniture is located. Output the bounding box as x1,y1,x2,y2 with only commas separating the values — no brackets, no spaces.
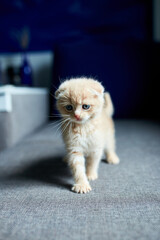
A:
0,85,48,151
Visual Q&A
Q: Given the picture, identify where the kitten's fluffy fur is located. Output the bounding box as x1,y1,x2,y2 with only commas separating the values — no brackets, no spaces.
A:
55,77,119,193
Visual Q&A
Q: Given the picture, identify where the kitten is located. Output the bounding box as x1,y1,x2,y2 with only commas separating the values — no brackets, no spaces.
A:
55,77,119,194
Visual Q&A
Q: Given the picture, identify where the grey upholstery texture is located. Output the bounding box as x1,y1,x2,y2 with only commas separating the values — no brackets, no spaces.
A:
0,120,160,240
0,93,48,151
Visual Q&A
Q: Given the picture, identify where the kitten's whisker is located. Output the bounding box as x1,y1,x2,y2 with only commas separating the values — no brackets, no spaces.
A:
53,121,64,134
61,120,71,135
49,92,55,99
54,122,67,136
54,119,68,128
69,122,72,139
64,121,71,134
54,115,69,118
49,119,66,128
49,115,69,119
58,76,61,84
51,113,70,118
51,83,58,90
53,118,70,135
49,122,62,130
49,120,60,126
50,116,69,123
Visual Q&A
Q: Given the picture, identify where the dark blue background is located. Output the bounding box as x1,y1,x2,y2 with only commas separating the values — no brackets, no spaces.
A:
1,0,159,119
0,0,152,52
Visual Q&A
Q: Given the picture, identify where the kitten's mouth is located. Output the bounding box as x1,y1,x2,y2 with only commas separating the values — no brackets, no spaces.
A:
72,117,88,124
76,118,81,122
73,119,83,123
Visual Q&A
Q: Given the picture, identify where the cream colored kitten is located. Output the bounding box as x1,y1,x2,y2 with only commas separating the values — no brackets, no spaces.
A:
55,77,119,194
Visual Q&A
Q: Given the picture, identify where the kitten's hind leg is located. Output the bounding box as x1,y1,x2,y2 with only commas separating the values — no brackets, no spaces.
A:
104,135,120,164
105,151,120,164
86,149,103,181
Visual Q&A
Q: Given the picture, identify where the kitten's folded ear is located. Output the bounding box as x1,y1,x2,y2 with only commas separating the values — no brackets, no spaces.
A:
104,92,114,117
55,88,65,100
55,89,60,99
91,81,104,96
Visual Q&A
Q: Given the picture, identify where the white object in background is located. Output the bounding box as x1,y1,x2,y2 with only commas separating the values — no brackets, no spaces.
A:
0,91,12,112
0,85,48,151
0,85,48,112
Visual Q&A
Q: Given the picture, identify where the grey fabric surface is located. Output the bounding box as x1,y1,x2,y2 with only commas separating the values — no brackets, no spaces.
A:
0,120,160,240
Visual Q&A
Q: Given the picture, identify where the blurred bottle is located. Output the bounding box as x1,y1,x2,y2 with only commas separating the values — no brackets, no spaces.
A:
20,53,32,86
11,27,33,86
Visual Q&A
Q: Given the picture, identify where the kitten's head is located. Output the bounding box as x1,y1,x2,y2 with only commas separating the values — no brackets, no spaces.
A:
55,78,104,124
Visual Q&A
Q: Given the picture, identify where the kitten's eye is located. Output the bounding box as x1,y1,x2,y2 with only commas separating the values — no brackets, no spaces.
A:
65,105,73,111
82,104,90,110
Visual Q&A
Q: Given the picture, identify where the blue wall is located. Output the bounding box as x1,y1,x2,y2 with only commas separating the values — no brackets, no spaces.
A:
0,0,152,52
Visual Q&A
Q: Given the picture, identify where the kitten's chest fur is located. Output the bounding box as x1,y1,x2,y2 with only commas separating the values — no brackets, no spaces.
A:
63,119,103,155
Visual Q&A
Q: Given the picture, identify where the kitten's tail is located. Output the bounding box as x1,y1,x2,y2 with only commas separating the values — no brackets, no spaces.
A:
103,92,114,117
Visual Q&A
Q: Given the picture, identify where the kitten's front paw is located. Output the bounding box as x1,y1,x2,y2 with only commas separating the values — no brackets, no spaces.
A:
72,182,92,194
107,152,120,164
87,172,98,181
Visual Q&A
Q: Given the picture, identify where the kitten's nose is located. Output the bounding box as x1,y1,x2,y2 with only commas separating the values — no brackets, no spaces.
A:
74,114,80,121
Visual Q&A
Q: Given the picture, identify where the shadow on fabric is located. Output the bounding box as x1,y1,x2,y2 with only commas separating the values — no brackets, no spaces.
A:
2,156,72,190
